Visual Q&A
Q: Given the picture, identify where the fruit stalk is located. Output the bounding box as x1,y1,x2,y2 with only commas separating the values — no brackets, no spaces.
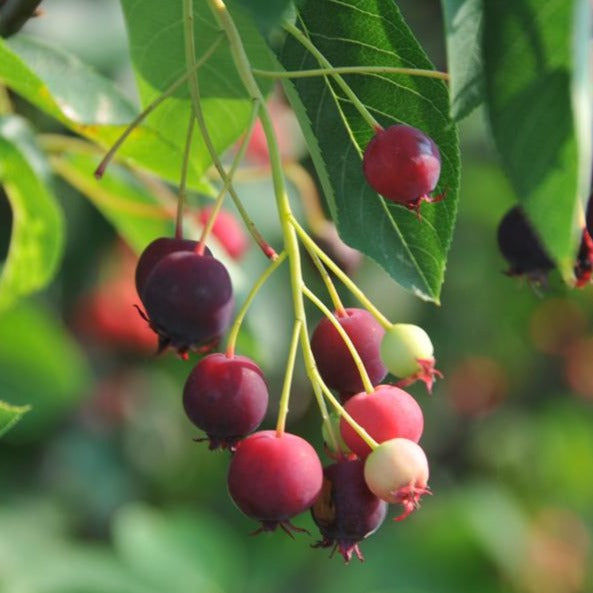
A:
276,319,303,436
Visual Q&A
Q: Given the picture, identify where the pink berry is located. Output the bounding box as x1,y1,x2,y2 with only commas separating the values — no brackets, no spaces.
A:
310,308,387,395
198,207,249,260
364,438,430,520
227,430,323,533
362,124,441,212
183,353,268,450
340,384,424,458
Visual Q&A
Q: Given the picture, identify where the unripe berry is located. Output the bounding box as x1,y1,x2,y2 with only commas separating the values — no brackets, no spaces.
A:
380,323,441,392
362,124,442,213
364,438,430,520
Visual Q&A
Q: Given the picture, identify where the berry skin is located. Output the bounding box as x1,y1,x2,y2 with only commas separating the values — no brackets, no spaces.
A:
340,384,424,459
310,308,387,395
140,251,233,357
380,324,442,393
198,207,249,260
497,206,554,282
135,237,211,298
227,430,323,533
183,353,268,450
364,438,430,520
311,459,388,563
362,124,442,213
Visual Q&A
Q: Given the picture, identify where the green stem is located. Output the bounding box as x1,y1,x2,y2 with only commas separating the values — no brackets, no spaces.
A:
176,110,196,239
225,251,287,358
0,85,13,114
307,248,345,315
284,20,381,132
276,319,302,436
290,215,391,330
95,33,223,179
252,65,448,81
302,284,374,394
299,324,378,450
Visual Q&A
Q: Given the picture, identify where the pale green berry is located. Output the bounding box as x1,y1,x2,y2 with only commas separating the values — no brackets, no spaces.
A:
380,323,434,379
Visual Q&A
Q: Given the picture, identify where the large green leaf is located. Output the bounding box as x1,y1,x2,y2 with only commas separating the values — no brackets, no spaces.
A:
0,116,64,312
281,0,460,303
0,36,207,189
483,0,592,279
120,0,276,176
441,0,485,121
0,400,30,438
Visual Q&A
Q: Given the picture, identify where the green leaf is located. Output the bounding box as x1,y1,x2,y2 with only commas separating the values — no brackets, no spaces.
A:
281,0,460,302
0,115,64,312
235,0,295,34
441,0,485,120
482,0,591,279
0,35,207,189
0,302,90,440
0,400,30,438
120,0,276,177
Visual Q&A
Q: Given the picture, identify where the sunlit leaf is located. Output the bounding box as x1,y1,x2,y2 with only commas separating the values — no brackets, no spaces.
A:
0,400,30,438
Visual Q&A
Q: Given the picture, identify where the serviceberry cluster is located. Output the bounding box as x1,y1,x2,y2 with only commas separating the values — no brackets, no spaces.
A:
97,0,448,564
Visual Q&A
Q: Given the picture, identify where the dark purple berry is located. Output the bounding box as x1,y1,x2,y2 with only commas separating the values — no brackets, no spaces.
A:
135,237,211,297
311,458,388,563
362,124,442,213
310,308,387,395
497,206,554,282
227,430,323,534
183,353,268,450
141,251,233,356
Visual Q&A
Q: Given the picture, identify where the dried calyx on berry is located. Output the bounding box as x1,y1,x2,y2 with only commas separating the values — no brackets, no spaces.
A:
362,124,442,215
497,206,555,283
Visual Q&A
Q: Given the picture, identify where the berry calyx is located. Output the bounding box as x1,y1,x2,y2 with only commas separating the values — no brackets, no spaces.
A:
227,430,323,533
311,459,388,563
497,206,554,283
183,353,268,450
380,323,442,392
362,124,442,214
140,251,233,357
310,308,387,395
340,384,424,458
135,237,211,298
363,438,430,520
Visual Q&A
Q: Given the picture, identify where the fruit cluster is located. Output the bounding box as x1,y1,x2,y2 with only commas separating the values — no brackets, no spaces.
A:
133,222,440,561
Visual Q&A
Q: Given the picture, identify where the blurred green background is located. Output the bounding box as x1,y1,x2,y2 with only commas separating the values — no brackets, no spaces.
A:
1,1,593,592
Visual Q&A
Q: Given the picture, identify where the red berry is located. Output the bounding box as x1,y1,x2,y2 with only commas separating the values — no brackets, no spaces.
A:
310,308,387,395
364,438,430,521
340,384,424,459
183,353,268,450
311,458,388,563
198,207,249,260
140,251,233,356
227,430,323,533
362,124,441,212
135,237,211,297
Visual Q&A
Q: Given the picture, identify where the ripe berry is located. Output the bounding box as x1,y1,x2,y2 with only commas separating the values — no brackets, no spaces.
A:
380,324,442,392
198,207,249,260
310,308,387,395
140,251,233,356
183,353,268,450
364,438,430,520
227,430,323,533
362,124,442,213
135,237,211,297
497,206,554,282
311,459,388,563
574,226,593,287
340,384,424,459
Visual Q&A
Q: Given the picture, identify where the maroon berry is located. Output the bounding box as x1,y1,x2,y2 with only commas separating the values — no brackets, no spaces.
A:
183,353,268,450
340,384,424,459
140,251,233,356
310,308,387,395
497,206,554,282
135,237,211,297
227,430,323,533
362,124,442,212
312,458,388,563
